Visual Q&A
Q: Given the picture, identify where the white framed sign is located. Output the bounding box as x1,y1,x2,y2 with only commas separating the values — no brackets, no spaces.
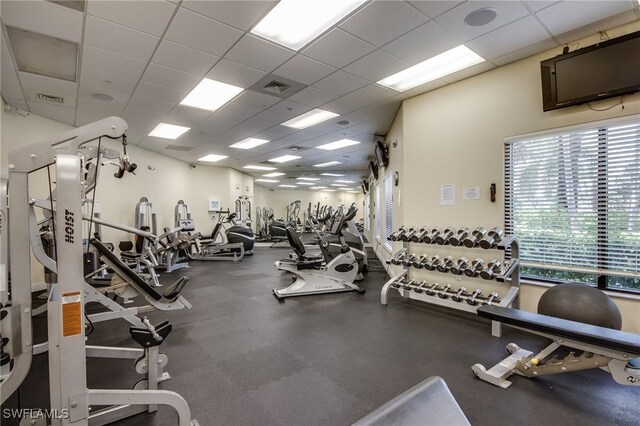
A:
208,198,221,212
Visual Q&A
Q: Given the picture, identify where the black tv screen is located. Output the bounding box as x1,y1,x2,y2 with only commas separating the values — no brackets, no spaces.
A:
369,160,378,180
374,141,388,168
540,30,640,111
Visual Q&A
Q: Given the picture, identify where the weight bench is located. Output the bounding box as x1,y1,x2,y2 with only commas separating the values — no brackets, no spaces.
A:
91,238,192,311
352,376,470,426
472,305,640,388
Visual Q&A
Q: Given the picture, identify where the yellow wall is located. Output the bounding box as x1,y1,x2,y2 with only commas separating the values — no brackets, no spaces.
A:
385,21,640,332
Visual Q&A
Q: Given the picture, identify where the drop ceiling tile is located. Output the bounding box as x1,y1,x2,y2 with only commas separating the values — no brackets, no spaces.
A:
253,125,298,141
77,97,124,115
244,109,291,129
398,79,448,98
133,81,187,104
492,38,559,67
346,84,397,105
142,63,201,92
313,71,369,97
198,102,263,133
288,87,338,108
181,0,277,31
274,55,336,86
78,84,130,107
302,28,376,69
320,97,365,115
382,21,459,64
76,108,119,127
535,1,634,36
467,16,550,60
121,104,167,123
225,34,295,73
523,1,562,12
407,1,464,18
343,51,408,83
1,69,23,99
206,59,266,88
165,8,244,56
234,90,281,109
126,95,175,117
1,49,14,70
28,102,75,125
82,46,147,80
163,105,212,128
339,1,428,47
86,0,176,36
267,100,313,119
435,1,530,42
440,61,496,84
19,71,78,97
152,40,219,76
80,68,138,95
84,16,159,61
1,0,83,43
136,137,167,153
3,96,28,111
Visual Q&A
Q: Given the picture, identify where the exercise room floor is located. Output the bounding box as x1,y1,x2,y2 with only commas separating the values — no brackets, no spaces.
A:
9,247,639,425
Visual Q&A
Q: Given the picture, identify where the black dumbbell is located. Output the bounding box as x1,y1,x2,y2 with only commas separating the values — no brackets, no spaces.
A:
425,283,440,296
437,284,453,298
402,279,417,290
449,227,469,246
480,260,502,280
436,256,454,273
465,289,483,305
464,258,485,277
435,227,455,245
412,281,428,293
410,226,429,243
451,287,468,302
479,227,504,249
402,254,417,267
482,292,501,306
463,227,487,248
389,227,407,242
421,228,441,244
412,254,429,269
424,255,441,271
450,257,469,275
390,279,404,289
400,227,417,242
389,252,407,265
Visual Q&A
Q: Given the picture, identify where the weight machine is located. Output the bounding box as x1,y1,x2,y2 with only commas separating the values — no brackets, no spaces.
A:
234,195,252,227
0,117,198,425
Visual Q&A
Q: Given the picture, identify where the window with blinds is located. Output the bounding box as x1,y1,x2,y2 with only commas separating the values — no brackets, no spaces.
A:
384,174,393,251
504,117,640,291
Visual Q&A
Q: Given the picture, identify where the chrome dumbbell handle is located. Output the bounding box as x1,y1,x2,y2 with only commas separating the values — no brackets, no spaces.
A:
425,283,440,296
450,257,469,275
435,227,455,245
449,227,469,246
412,281,428,293
482,292,501,306
465,289,483,305
402,279,417,290
402,254,417,267
410,227,429,243
437,284,453,299
479,227,504,249
436,256,454,273
464,258,485,277
425,255,441,271
412,255,429,269
451,287,468,302
389,227,407,241
480,260,502,280
463,227,487,248
400,227,418,242
421,228,441,244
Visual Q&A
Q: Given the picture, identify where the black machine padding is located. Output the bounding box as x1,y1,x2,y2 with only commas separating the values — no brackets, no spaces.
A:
91,238,162,301
478,305,640,355
286,227,306,257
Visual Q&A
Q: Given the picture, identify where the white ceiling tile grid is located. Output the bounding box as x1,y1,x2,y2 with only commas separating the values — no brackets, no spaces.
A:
1,0,637,179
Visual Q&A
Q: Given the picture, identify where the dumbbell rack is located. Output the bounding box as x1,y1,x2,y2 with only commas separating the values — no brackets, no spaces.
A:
381,230,520,337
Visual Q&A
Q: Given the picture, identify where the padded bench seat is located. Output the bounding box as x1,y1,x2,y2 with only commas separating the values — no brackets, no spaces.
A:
478,305,640,355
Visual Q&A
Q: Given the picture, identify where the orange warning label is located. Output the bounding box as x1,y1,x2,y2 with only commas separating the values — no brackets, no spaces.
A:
62,291,82,337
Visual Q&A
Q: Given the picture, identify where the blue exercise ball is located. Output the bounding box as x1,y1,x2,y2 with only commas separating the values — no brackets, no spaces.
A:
537,283,622,330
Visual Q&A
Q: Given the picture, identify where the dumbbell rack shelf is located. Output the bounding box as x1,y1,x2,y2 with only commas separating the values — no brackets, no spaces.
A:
381,234,520,337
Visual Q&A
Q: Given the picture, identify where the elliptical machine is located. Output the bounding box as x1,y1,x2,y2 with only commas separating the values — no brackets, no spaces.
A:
272,211,366,301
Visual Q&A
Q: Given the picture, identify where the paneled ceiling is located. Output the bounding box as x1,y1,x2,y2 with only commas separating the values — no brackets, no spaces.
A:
1,0,639,189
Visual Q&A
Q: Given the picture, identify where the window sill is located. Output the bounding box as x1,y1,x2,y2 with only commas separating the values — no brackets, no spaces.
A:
518,277,640,301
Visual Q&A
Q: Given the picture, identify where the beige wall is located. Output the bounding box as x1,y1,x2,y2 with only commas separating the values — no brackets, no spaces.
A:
385,21,640,332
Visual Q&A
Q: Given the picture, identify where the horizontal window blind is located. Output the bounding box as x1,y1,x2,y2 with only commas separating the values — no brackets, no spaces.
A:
505,118,640,279
384,174,393,250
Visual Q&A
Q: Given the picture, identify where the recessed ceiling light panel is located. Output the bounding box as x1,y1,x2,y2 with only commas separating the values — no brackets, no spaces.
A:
181,78,244,111
269,155,301,163
377,45,484,92
297,182,314,185
316,139,360,151
335,180,355,183
278,184,297,188
296,177,320,181
197,154,228,163
321,173,344,177
244,165,277,171
251,0,367,51
149,123,190,139
314,161,342,167
230,137,270,149
263,172,286,177
281,108,339,129
255,179,280,183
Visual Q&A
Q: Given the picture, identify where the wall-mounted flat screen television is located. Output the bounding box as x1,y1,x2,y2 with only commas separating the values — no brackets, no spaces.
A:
374,140,389,168
540,30,640,111
369,160,379,180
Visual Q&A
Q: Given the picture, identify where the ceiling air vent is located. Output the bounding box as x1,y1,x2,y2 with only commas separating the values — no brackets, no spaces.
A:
288,146,309,152
263,80,290,95
165,145,193,152
37,93,64,103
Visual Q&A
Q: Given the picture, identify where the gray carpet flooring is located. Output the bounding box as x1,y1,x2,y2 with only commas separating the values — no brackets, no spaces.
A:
4,247,638,425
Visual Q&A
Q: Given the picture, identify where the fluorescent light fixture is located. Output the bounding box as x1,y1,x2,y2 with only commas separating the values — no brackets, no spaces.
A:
321,173,344,177
197,154,228,163
335,180,355,183
263,172,286,177
316,139,360,151
281,108,339,129
322,189,336,192
331,183,347,187
310,186,328,189
230,137,270,149
269,155,301,163
255,179,279,183
314,161,342,167
296,177,320,181
297,182,314,186
149,123,190,139
279,184,297,188
244,165,277,171
180,78,244,111
251,0,367,51
377,45,484,92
